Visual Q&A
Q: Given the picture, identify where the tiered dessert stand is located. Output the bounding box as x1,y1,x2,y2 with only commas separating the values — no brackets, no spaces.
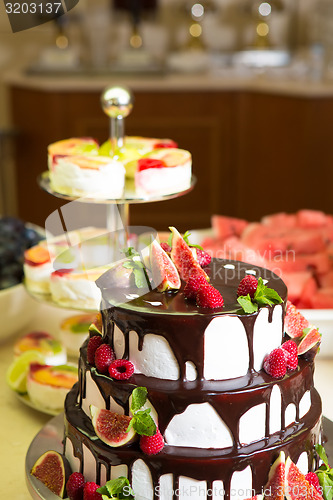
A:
27,85,195,311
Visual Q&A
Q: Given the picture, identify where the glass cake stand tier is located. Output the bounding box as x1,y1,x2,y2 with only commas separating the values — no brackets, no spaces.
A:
24,286,99,313
38,172,196,205
25,414,333,500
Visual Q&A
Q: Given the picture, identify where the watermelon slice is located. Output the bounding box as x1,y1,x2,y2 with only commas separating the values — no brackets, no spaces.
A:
211,215,248,239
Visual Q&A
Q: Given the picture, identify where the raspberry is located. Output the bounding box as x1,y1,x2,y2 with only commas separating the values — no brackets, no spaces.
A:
196,284,224,309
87,335,102,366
263,348,287,379
237,275,258,298
83,482,102,500
154,140,178,149
109,359,134,380
160,242,171,253
94,344,115,375
285,301,309,338
140,428,164,455
305,472,322,495
196,249,211,267
281,339,298,371
184,273,208,301
66,472,85,500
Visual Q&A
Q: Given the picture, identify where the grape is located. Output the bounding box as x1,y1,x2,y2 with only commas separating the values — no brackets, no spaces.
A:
0,217,44,291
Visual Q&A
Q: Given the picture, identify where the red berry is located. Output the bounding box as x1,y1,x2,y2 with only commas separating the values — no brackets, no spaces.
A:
66,472,85,500
140,429,164,455
154,140,178,149
281,340,298,371
237,275,258,298
94,344,115,374
305,472,322,495
184,273,208,301
196,249,211,267
137,158,166,171
160,242,171,253
196,284,224,309
285,301,309,338
83,482,102,500
263,348,287,379
109,359,134,380
87,335,103,365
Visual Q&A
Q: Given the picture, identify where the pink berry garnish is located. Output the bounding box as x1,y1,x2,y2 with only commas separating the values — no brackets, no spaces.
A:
83,482,102,500
87,335,103,366
108,359,134,380
66,472,85,500
94,344,115,375
281,340,298,371
263,348,287,379
184,273,208,301
196,249,211,267
140,428,164,455
196,284,224,309
237,275,258,298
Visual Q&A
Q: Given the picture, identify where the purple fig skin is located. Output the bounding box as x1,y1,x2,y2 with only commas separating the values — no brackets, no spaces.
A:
30,450,71,498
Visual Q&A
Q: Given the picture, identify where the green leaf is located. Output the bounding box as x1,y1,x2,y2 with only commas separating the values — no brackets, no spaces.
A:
133,268,148,288
131,387,148,413
182,230,203,250
122,261,135,270
237,295,258,313
97,477,134,500
316,444,329,466
318,472,333,500
122,247,139,258
132,409,156,436
167,232,173,248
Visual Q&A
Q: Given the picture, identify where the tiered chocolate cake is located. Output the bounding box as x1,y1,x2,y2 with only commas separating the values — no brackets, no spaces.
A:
63,239,323,500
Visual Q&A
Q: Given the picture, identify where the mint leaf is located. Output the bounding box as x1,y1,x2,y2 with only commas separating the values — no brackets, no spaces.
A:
316,444,329,466
132,408,156,436
237,295,258,313
182,230,203,250
122,247,139,258
133,268,148,288
97,477,134,499
317,472,333,500
131,387,148,413
122,261,135,270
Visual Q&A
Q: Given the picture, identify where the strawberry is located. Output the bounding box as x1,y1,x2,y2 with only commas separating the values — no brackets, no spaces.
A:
281,340,298,371
263,348,287,379
285,301,309,338
83,482,102,500
237,275,258,298
66,472,85,500
154,140,178,149
305,472,322,495
184,272,208,300
94,344,115,375
109,359,134,380
196,249,211,267
87,335,103,366
140,428,164,455
196,284,224,309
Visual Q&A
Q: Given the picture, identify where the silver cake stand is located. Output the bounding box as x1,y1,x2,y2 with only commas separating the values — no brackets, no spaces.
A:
25,414,333,500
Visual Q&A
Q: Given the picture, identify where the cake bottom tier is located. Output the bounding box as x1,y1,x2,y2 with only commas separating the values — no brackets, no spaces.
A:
64,387,323,500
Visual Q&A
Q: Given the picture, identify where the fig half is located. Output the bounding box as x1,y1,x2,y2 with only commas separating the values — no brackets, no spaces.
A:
30,450,71,498
90,405,137,447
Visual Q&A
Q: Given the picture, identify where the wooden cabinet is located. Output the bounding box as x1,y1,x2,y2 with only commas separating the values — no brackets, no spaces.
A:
9,84,333,232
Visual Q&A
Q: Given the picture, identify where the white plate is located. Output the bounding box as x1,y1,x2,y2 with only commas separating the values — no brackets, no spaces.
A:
15,392,60,416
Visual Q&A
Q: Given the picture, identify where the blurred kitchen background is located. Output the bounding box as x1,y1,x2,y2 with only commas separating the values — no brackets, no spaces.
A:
1,0,333,230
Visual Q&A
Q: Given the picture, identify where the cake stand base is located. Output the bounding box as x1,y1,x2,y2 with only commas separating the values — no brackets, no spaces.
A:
25,414,333,500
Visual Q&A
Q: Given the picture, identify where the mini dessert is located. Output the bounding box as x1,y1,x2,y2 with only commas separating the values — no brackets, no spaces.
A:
23,244,54,294
49,155,126,199
47,137,98,168
49,268,107,310
61,229,323,499
134,148,192,196
99,136,178,178
27,363,78,412
60,313,101,356
14,331,67,366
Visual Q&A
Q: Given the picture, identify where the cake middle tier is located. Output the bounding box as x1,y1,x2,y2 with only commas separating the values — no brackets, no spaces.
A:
78,350,319,451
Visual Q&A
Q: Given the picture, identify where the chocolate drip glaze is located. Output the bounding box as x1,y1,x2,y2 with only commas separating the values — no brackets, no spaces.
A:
64,258,323,499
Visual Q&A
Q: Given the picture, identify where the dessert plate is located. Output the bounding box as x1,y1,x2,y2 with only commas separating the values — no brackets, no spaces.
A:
15,392,60,417
24,286,99,314
38,172,197,204
25,414,333,500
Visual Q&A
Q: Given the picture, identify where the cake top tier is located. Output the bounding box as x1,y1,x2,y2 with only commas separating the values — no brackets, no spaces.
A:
97,257,287,316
